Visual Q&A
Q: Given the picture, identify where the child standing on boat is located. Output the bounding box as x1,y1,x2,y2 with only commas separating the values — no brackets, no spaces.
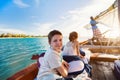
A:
37,30,69,80
90,16,102,39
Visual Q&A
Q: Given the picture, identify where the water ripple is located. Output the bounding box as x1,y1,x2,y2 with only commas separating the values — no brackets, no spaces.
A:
0,38,48,80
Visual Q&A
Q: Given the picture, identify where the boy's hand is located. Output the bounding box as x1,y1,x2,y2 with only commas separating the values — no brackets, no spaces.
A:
62,60,69,70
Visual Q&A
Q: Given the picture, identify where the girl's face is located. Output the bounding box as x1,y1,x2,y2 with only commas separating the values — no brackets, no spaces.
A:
49,35,63,53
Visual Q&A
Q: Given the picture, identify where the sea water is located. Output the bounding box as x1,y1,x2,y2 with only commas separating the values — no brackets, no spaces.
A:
0,37,88,80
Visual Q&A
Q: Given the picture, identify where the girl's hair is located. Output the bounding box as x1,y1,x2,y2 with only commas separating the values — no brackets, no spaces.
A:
48,30,62,43
69,31,78,41
90,16,94,20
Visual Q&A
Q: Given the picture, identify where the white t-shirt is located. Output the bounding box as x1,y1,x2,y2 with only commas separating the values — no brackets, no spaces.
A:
62,42,77,56
37,48,62,80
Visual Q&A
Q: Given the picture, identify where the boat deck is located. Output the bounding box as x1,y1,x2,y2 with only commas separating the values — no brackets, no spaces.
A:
90,61,117,80
7,56,119,80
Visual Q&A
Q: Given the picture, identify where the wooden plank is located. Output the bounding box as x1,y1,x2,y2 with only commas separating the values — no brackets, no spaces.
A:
90,61,117,80
90,54,120,62
80,45,120,53
91,56,119,62
91,61,106,80
81,45,120,49
89,49,120,54
7,63,38,80
90,62,98,79
102,62,117,80
97,62,106,80
103,69,116,80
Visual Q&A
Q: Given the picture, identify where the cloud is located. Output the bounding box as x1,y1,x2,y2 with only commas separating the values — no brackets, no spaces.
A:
61,0,115,20
35,0,40,7
13,0,30,8
31,22,55,36
31,16,38,19
0,28,26,34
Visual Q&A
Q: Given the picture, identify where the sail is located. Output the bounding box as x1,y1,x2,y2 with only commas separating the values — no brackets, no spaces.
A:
84,0,120,38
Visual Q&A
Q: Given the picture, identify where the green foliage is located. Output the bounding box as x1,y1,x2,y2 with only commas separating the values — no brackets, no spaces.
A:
0,33,47,38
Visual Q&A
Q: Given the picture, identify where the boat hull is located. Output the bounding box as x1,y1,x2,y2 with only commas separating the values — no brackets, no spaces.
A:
7,63,38,80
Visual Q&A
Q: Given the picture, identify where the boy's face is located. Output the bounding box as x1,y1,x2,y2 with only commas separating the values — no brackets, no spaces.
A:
49,34,63,52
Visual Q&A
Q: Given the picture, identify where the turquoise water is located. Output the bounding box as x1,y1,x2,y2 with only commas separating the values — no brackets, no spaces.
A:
0,38,49,80
0,37,69,80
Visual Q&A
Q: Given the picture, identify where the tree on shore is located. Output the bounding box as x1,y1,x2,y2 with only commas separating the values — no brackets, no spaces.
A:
0,33,47,38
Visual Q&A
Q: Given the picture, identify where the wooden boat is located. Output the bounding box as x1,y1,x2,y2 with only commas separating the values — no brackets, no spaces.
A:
7,53,120,80
7,0,120,80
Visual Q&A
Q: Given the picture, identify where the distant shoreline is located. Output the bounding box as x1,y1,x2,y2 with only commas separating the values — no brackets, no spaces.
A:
0,36,47,39
0,33,47,38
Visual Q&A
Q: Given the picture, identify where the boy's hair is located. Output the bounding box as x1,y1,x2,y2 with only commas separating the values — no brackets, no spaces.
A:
69,31,78,41
48,30,62,43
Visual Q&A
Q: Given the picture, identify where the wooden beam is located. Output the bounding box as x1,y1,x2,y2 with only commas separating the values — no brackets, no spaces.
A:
90,54,120,62
81,45,120,49
81,45,120,53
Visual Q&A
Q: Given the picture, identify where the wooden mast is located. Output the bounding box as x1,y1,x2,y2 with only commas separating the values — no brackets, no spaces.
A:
118,0,120,23
118,0,120,37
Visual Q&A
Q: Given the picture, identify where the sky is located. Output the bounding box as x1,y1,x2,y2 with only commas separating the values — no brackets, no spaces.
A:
0,0,115,38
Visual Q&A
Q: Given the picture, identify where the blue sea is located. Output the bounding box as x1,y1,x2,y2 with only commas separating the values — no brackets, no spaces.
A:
0,37,89,80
